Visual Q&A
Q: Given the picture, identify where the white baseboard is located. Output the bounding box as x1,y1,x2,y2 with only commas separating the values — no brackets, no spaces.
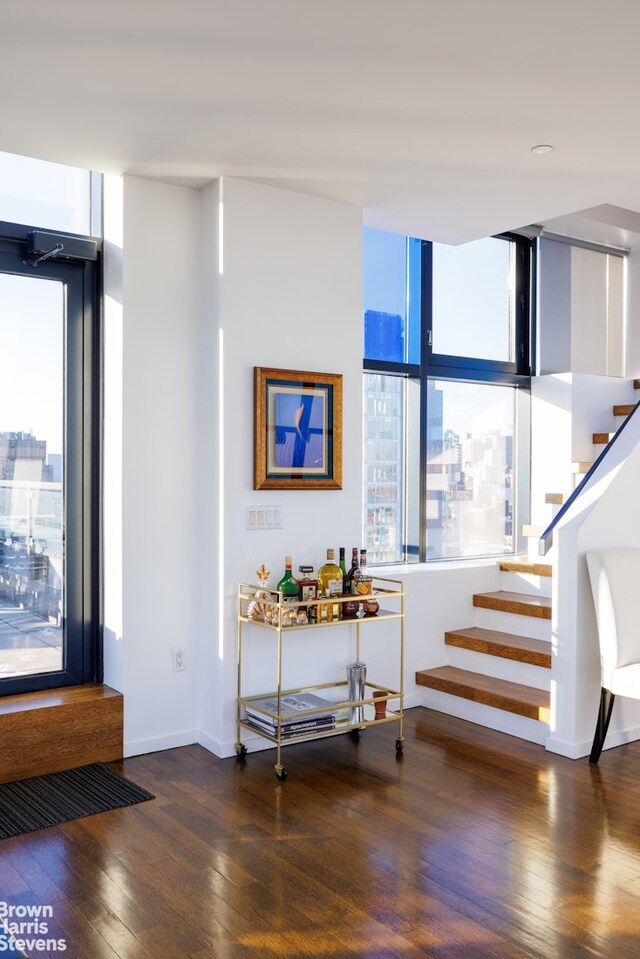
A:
546,724,640,760
124,729,198,758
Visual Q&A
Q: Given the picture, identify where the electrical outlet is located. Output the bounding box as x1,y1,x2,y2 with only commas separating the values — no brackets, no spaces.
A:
172,646,186,671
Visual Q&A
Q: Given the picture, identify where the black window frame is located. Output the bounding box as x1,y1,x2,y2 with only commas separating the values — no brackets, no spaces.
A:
423,232,532,377
363,231,533,565
0,220,101,694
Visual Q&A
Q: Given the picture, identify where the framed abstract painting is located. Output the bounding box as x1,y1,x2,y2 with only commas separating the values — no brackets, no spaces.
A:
253,367,343,490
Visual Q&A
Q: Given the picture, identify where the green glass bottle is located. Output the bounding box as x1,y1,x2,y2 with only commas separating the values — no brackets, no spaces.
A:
277,556,299,604
339,547,347,592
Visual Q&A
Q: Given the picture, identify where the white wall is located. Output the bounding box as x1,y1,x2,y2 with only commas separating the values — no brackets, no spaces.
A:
117,177,202,755
199,177,365,754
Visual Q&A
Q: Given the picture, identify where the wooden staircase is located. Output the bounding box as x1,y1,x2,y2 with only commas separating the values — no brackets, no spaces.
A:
415,381,640,746
416,561,553,743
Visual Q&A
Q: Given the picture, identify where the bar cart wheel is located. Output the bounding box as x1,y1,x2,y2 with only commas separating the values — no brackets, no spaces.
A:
235,743,247,758
275,764,288,780
395,737,404,753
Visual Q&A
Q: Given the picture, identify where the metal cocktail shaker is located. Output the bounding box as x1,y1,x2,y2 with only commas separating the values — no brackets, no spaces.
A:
346,660,367,724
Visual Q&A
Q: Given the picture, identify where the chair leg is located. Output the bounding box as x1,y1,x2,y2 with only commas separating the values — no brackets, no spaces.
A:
589,687,615,764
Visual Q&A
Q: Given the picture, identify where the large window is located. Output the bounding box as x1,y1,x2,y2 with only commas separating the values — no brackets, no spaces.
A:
363,228,530,563
0,155,100,694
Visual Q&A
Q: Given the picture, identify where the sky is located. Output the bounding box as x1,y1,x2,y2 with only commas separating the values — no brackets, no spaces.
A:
0,151,91,459
0,274,64,456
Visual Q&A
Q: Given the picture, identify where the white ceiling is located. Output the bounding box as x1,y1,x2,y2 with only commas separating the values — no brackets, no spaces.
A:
4,0,640,245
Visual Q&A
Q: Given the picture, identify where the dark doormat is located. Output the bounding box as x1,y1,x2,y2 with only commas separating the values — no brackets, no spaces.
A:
0,762,154,840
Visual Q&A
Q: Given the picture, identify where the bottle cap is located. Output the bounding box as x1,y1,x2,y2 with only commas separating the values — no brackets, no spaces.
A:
285,555,292,566
326,548,335,559
299,565,314,574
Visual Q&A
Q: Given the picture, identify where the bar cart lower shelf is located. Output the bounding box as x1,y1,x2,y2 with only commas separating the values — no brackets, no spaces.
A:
235,575,405,779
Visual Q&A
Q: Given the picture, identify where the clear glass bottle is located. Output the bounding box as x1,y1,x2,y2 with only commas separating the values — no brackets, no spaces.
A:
317,548,342,622
353,548,373,600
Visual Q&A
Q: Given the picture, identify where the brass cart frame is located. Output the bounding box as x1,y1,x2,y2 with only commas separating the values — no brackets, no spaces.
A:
236,575,404,779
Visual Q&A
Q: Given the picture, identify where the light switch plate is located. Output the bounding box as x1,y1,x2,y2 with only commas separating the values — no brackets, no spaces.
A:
246,505,283,530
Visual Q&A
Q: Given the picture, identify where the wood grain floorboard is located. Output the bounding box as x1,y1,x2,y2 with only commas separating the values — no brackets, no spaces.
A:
2,710,640,957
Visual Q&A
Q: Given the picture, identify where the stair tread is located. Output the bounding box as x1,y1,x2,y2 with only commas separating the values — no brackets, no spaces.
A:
498,559,552,577
635,379,640,389
613,404,637,416
593,432,615,444
545,492,564,505
473,590,552,619
445,627,552,667
415,665,550,722
571,461,593,473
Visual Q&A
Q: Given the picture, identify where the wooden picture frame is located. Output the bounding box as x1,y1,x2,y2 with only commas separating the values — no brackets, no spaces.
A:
254,367,343,490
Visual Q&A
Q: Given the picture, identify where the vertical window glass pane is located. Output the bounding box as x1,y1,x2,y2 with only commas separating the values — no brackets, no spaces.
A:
363,374,405,563
363,228,421,364
432,237,515,362
0,275,64,677
426,380,514,560
0,151,92,234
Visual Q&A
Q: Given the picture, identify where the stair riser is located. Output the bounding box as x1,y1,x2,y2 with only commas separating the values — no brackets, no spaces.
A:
474,607,552,640
499,571,552,597
420,689,548,745
444,645,551,689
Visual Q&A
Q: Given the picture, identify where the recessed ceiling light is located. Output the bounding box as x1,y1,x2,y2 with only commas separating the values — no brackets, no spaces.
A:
531,144,554,155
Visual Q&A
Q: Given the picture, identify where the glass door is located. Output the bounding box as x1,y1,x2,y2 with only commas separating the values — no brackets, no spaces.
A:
0,274,65,679
0,227,98,694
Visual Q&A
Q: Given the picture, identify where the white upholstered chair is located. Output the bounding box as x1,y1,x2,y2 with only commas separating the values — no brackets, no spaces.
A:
586,549,640,763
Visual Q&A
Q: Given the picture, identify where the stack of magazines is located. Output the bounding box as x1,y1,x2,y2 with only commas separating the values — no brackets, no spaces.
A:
245,692,337,738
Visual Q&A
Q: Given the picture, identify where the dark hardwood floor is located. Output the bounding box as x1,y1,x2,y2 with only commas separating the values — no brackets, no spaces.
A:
2,708,640,958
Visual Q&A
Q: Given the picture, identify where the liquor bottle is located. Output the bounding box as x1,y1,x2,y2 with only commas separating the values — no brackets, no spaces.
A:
277,557,299,604
317,548,343,622
339,547,347,592
346,547,358,592
353,548,372,599
343,547,360,618
298,565,318,623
